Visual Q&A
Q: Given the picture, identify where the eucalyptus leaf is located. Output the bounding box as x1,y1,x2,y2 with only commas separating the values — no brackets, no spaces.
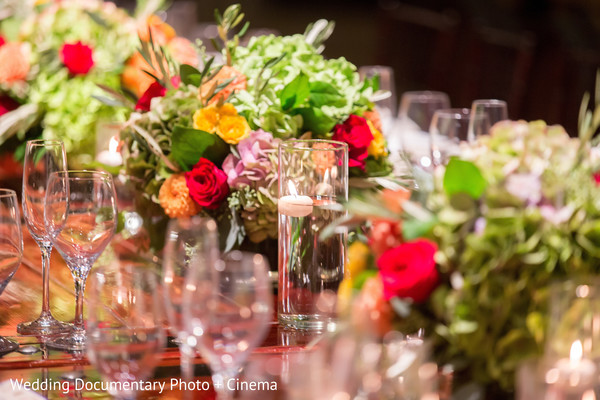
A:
180,64,202,86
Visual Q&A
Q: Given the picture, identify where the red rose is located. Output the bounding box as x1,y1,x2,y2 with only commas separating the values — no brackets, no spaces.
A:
185,158,229,209
60,41,94,75
135,81,166,111
135,77,181,112
594,172,600,186
377,239,439,303
332,115,374,171
0,95,19,117
0,36,5,47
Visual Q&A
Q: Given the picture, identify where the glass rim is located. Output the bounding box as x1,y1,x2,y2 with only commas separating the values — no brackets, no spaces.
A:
472,99,507,106
402,90,449,99
433,108,471,119
167,215,217,231
50,170,112,180
26,139,64,146
279,139,348,151
0,188,17,199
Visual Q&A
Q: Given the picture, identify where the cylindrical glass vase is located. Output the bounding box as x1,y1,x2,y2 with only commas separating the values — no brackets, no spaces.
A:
277,139,348,330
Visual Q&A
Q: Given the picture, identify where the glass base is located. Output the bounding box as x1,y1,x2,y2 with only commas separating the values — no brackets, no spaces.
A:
0,336,19,355
17,313,72,336
278,314,337,331
47,330,86,351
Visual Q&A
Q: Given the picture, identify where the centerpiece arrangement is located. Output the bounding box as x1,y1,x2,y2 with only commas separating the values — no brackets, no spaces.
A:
0,0,195,166
340,92,600,398
113,4,392,251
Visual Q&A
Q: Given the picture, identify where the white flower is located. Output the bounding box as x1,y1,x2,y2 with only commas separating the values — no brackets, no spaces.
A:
505,173,542,204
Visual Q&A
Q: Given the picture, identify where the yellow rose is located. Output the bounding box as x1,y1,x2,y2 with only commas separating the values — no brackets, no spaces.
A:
218,103,238,116
347,241,370,279
337,278,355,316
217,115,250,144
193,106,219,133
367,120,388,158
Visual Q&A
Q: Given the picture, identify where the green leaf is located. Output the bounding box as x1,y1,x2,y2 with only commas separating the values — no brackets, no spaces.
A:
308,81,345,108
294,107,336,135
443,158,487,199
180,64,202,86
279,73,310,111
171,126,229,170
402,217,437,240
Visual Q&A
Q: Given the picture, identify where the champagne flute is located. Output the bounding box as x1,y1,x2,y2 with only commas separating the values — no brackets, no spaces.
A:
162,216,219,379
44,170,117,350
87,264,165,400
19,139,71,335
183,251,273,400
468,99,508,137
0,189,23,354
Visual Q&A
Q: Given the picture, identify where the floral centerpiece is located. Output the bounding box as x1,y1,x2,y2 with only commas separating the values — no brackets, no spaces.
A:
0,0,196,165
341,94,600,397
114,4,392,251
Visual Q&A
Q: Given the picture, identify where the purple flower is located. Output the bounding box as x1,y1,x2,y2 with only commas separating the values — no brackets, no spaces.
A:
222,130,280,190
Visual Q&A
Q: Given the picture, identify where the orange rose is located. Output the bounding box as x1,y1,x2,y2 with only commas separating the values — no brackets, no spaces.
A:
167,37,198,67
352,275,393,337
199,65,247,105
0,43,30,83
138,15,175,46
311,142,336,174
121,52,156,97
381,188,410,214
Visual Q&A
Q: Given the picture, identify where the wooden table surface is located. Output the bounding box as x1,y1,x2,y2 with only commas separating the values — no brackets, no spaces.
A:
0,228,318,399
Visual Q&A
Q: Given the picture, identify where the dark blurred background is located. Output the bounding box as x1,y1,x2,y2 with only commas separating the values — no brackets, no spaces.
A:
117,0,600,135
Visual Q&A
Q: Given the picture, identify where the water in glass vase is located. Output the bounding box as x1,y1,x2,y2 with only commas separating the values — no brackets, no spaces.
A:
278,196,346,330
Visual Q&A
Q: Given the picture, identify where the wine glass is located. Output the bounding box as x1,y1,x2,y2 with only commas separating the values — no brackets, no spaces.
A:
359,65,397,134
468,99,508,137
87,264,165,399
395,91,450,170
429,108,489,166
0,189,23,354
19,139,71,335
162,216,219,379
44,170,117,350
183,250,273,400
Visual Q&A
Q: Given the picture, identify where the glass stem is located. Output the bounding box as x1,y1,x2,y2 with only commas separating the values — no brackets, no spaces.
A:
73,276,87,332
39,243,52,315
212,369,238,400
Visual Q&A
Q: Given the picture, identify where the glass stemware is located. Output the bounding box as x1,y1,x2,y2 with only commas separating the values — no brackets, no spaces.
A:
358,65,397,133
183,250,273,400
468,99,508,137
19,139,71,335
395,91,451,170
162,216,219,379
429,108,489,166
44,170,117,350
0,189,23,354
87,264,165,400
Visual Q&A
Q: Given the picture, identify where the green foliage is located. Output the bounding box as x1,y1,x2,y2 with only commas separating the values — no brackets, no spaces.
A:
443,158,487,199
171,126,229,170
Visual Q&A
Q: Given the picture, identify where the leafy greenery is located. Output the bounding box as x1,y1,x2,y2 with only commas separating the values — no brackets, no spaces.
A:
171,125,229,170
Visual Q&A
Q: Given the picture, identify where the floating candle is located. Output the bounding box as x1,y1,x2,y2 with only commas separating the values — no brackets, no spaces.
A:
278,195,313,217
